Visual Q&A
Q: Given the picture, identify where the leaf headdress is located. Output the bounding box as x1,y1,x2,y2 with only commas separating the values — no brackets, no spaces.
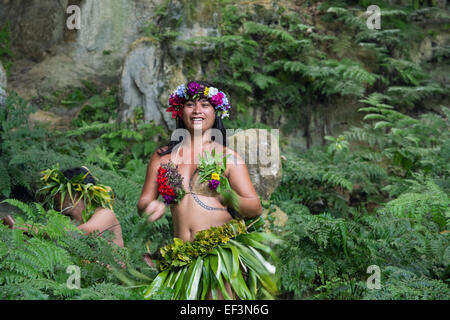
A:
38,164,115,223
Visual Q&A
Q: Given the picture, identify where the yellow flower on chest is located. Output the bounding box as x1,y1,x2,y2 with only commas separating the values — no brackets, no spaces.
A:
211,172,220,181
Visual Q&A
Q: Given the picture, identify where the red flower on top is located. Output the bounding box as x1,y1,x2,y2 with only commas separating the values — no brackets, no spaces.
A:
157,168,173,194
157,165,183,204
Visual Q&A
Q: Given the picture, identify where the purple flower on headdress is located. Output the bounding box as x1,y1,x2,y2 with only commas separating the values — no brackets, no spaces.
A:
208,179,220,190
187,82,201,96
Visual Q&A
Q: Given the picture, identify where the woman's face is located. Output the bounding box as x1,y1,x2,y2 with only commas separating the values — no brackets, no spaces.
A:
54,192,79,215
181,98,216,133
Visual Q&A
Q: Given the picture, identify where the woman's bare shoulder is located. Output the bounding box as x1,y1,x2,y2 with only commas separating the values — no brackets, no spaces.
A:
222,146,244,165
150,146,170,165
80,208,119,232
153,145,169,157
92,208,118,222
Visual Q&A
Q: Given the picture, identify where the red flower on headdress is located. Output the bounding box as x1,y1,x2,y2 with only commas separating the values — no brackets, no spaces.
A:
166,106,181,119
169,93,184,106
168,93,186,118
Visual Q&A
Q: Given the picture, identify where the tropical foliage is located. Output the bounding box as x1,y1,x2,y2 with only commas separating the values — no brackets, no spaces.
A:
0,0,449,300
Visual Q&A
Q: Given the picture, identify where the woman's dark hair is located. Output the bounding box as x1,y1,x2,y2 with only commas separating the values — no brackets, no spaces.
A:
62,167,96,184
157,80,240,219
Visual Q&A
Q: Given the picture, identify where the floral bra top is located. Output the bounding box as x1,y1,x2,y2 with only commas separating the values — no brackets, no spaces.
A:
157,160,185,205
156,143,224,210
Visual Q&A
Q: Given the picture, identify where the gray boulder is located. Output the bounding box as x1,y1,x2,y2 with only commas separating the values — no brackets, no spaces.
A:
227,129,282,200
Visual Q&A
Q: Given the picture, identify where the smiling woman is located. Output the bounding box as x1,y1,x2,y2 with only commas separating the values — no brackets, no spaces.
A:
137,80,278,300
139,80,241,221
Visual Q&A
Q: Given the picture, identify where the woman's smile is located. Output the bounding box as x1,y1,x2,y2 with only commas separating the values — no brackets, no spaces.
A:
191,117,205,126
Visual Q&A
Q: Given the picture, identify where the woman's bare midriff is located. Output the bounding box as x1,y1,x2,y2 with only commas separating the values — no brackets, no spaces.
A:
159,143,233,242
172,191,232,242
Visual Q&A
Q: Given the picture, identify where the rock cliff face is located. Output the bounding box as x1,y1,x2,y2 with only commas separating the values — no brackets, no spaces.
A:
0,0,222,128
2,0,158,100
119,39,169,128
118,0,222,129
1,1,447,149
0,0,69,62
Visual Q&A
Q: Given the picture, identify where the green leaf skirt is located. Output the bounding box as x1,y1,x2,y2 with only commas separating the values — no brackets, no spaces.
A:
142,220,281,300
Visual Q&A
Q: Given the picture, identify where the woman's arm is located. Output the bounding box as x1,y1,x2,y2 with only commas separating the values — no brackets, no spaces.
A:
1,215,41,234
78,208,124,248
1,215,15,228
137,148,167,222
221,150,263,218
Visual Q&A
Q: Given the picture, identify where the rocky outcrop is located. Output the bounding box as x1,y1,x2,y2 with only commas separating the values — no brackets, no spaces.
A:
28,109,72,130
227,129,282,200
119,39,171,127
0,0,234,129
2,0,158,100
261,204,289,232
73,0,143,81
118,0,222,128
0,0,69,62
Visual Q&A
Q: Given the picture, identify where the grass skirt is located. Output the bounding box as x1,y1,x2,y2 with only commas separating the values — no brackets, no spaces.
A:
142,219,280,300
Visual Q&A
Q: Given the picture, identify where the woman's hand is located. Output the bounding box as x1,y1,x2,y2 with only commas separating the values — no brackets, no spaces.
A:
1,215,15,229
143,200,166,222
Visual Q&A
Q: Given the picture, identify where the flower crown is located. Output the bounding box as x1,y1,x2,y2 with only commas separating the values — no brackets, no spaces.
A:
167,82,231,120
39,164,115,223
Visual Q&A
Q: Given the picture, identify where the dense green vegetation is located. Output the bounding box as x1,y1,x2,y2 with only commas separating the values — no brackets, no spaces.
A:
0,0,449,299
0,21,13,76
